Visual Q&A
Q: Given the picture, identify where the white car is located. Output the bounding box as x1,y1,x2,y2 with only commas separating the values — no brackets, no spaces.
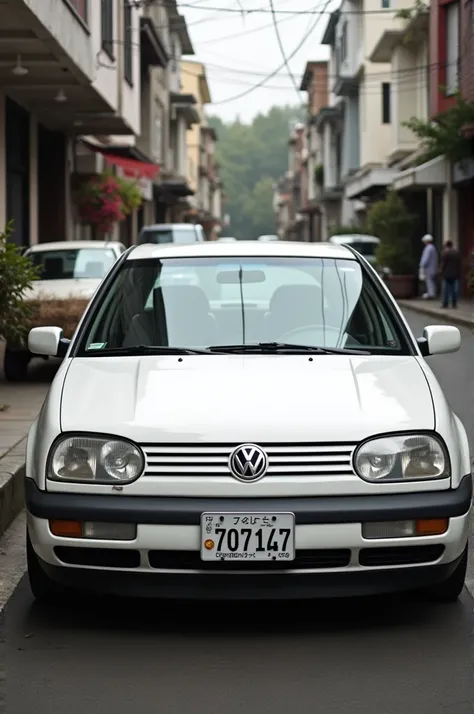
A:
258,234,279,242
137,223,205,245
25,241,471,603
329,234,380,265
3,240,125,381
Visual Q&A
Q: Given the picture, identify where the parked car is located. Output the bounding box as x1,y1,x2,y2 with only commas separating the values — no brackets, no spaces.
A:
137,223,205,245
258,234,279,242
329,234,380,265
3,240,125,381
25,240,471,604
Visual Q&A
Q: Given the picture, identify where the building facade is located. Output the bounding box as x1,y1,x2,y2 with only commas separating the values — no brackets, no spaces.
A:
180,59,223,238
299,61,328,241
0,0,218,249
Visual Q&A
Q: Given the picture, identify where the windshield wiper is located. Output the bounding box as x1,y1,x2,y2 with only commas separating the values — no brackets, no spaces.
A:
85,345,216,356
206,342,370,355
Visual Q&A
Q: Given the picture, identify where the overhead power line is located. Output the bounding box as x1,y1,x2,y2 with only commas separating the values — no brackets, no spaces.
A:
133,1,432,15
210,0,333,105
268,0,302,100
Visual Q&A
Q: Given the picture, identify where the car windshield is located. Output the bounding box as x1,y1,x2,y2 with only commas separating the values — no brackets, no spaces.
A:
29,248,116,280
139,229,197,244
77,256,410,355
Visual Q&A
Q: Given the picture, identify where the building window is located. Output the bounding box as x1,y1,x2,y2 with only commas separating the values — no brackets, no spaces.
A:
101,0,114,59
153,115,162,163
340,23,347,62
382,83,391,123
445,1,460,95
124,0,133,85
381,0,390,8
66,0,88,23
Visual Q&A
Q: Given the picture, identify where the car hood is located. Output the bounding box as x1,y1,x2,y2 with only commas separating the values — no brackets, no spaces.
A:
60,355,434,443
24,278,101,301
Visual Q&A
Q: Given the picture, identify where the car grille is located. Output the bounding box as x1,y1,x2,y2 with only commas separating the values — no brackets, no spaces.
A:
141,443,357,477
148,549,352,571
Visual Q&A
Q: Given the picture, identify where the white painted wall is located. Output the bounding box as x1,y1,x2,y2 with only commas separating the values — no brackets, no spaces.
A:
121,3,141,135
90,0,119,111
359,67,392,166
391,37,429,154
169,33,182,93
336,0,363,77
20,0,93,79
89,0,141,134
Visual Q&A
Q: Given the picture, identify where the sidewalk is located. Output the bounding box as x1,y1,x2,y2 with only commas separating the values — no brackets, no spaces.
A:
398,298,473,328
0,342,50,535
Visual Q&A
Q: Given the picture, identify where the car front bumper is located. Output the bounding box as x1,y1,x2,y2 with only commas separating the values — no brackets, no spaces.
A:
26,475,472,600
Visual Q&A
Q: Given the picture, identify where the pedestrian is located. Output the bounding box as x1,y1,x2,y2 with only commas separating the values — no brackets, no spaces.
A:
440,240,461,308
419,234,438,299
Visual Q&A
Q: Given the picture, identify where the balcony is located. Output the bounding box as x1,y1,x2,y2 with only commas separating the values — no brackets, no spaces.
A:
333,56,363,96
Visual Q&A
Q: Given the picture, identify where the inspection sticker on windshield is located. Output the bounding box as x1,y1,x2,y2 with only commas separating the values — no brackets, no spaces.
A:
88,343,107,350
200,512,295,561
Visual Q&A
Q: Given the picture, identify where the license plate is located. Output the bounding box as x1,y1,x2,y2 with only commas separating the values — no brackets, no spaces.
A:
200,512,295,561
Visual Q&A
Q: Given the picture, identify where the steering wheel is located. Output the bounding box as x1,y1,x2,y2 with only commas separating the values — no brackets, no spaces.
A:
278,324,343,342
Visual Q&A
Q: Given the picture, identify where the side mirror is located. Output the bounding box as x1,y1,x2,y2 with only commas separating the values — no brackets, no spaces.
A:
28,326,70,358
417,325,461,356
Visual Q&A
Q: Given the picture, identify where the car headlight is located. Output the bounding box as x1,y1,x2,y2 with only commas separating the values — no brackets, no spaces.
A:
354,434,449,482
49,436,145,484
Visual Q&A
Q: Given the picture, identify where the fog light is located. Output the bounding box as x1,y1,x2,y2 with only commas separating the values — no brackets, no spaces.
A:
362,518,448,540
49,520,136,540
83,522,137,540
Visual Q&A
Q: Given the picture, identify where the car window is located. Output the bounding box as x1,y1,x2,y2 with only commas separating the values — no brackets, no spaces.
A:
28,248,116,280
348,242,378,257
78,257,410,355
138,228,197,244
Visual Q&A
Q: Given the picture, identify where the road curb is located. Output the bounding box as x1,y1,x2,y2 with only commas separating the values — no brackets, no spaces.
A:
398,300,473,329
0,439,26,537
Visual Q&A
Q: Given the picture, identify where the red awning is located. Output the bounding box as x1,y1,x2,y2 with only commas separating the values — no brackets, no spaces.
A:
103,154,159,180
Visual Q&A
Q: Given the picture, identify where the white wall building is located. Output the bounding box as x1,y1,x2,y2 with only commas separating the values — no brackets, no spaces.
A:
0,0,145,247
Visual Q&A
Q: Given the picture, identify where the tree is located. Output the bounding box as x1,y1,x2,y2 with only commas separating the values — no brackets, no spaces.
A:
0,222,41,345
404,94,474,164
208,105,304,239
367,191,418,274
242,177,276,238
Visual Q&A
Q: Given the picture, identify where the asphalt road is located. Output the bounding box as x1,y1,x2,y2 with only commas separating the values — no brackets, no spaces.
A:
1,310,473,714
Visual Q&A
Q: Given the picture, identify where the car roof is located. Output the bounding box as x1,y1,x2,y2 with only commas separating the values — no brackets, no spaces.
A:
126,240,356,261
26,241,121,252
140,224,197,231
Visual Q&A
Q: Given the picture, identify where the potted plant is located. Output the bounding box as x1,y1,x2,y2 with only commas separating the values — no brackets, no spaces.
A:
367,190,418,298
76,172,143,236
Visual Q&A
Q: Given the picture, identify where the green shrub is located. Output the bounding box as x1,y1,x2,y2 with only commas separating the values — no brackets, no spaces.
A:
366,191,418,274
0,223,41,346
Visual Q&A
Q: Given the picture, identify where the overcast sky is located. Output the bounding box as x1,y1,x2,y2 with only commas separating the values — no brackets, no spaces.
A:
179,0,331,122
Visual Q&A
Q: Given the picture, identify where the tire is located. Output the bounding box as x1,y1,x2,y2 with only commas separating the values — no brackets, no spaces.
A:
27,532,64,604
422,546,468,603
3,347,30,382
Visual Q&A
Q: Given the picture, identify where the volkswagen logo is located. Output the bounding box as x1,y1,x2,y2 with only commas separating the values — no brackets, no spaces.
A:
228,444,269,482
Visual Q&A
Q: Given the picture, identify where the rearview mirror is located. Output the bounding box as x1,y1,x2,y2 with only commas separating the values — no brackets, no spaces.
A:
418,325,461,356
28,326,70,358
216,270,265,284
